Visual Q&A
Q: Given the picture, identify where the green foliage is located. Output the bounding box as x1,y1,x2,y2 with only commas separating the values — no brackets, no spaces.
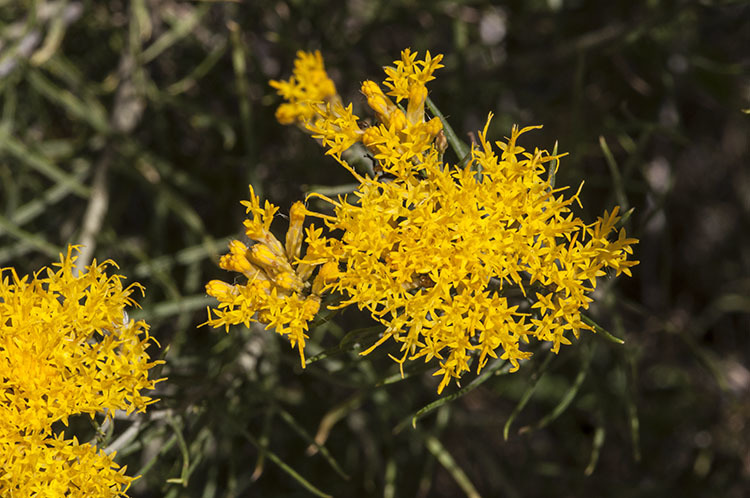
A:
1,0,748,496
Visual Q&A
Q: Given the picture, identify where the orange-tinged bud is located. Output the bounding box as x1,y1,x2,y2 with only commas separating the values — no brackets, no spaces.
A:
248,243,286,274
286,202,306,262
435,129,448,154
296,262,315,283
302,294,322,317
361,80,384,99
273,271,304,293
388,110,407,132
406,85,428,124
205,280,237,300
362,126,383,149
362,80,396,120
229,239,249,253
243,224,286,260
426,117,443,138
312,261,339,295
219,240,256,275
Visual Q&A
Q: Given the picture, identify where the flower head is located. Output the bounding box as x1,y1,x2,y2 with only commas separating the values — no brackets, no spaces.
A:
305,116,638,392
204,185,331,367
269,50,339,126
0,246,163,495
256,49,639,393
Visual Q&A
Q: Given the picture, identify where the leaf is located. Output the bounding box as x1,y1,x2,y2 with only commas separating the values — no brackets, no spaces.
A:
583,315,625,345
423,434,481,498
305,325,384,366
503,351,555,440
519,342,595,434
393,358,512,434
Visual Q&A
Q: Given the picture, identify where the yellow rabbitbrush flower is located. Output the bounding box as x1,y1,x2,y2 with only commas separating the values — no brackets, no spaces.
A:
269,50,339,126
261,49,638,393
303,118,638,393
203,185,335,367
306,49,444,168
0,246,163,496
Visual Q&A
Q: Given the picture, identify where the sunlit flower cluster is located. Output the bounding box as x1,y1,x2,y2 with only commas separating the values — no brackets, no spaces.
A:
0,246,163,495
203,186,337,366
269,49,339,127
209,49,638,393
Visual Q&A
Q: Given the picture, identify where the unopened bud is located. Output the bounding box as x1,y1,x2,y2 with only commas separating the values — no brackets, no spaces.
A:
435,129,448,154
286,202,306,262
205,280,238,301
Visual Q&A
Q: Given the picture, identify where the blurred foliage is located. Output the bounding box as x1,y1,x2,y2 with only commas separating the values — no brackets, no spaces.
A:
1,0,748,496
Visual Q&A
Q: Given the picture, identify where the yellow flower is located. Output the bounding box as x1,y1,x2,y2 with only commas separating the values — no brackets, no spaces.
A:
204,185,327,367
269,50,339,126
0,246,163,496
264,49,639,393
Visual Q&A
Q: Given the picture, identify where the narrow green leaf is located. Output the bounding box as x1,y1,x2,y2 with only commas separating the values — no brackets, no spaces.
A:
132,238,230,278
626,347,642,462
165,415,190,486
305,326,383,366
158,185,207,234
599,135,629,211
394,358,511,434
142,4,209,63
0,214,61,257
375,360,433,388
167,40,228,96
237,425,332,497
503,352,555,440
277,408,350,479
5,161,88,228
304,183,360,196
312,392,366,450
251,409,272,482
228,21,252,151
520,342,595,434
424,434,481,498
135,434,178,477
548,140,559,189
384,456,397,498
132,0,153,42
129,295,214,321
584,425,606,476
29,12,66,65
0,131,90,198
616,206,635,228
583,315,625,345
27,70,110,134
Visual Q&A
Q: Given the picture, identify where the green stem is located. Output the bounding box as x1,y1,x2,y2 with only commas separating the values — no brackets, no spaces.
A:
426,96,470,164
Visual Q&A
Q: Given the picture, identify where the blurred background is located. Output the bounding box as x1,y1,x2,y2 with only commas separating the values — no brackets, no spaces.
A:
1,0,748,496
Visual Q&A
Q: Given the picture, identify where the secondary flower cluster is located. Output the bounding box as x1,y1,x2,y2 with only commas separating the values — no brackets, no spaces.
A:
207,49,638,393
269,50,340,127
204,186,338,366
0,246,163,496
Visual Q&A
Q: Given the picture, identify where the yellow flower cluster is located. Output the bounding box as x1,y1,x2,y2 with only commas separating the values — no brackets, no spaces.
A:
0,246,163,496
269,50,339,126
300,49,444,161
203,186,337,366
208,49,638,394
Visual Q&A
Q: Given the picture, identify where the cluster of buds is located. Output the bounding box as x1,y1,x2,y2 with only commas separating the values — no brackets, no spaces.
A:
204,186,338,366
